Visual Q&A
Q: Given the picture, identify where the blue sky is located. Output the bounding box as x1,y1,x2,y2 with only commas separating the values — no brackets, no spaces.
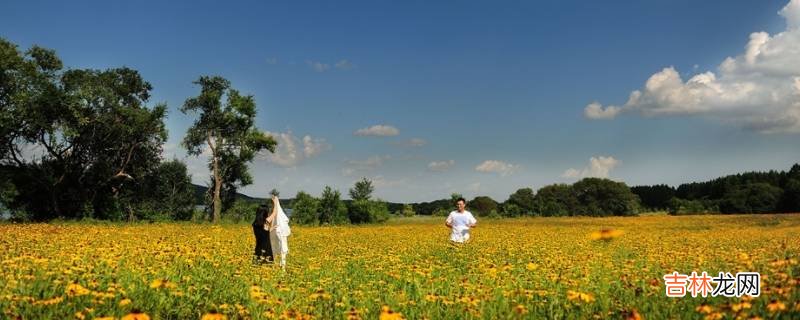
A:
2,0,800,202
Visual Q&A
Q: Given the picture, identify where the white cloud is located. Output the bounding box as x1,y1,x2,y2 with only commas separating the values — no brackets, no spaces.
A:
261,131,330,168
266,57,278,65
302,135,331,158
334,59,354,70
475,160,518,176
354,124,400,137
584,102,621,119
428,160,455,172
585,0,800,133
306,60,330,72
561,156,620,179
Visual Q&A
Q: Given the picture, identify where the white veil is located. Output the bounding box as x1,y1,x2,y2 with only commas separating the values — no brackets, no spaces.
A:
274,199,291,237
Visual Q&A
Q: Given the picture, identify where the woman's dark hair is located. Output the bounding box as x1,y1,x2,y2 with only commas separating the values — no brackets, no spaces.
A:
456,197,466,204
253,203,270,226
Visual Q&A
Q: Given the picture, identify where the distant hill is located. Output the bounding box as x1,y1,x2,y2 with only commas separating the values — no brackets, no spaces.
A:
192,184,267,205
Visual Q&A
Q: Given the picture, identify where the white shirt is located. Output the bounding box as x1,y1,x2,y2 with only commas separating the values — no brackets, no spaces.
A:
446,210,477,243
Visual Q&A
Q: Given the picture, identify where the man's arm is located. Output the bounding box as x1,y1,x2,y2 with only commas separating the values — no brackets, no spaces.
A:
468,214,477,228
445,214,452,228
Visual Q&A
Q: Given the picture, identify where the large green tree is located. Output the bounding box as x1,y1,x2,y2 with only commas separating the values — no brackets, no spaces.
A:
319,186,349,224
532,184,577,217
0,38,167,220
571,178,640,216
181,76,276,223
504,187,535,216
291,191,320,225
720,183,783,214
469,196,498,217
349,177,375,201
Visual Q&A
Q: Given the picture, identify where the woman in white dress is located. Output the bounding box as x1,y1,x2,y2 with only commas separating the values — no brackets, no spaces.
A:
266,194,291,268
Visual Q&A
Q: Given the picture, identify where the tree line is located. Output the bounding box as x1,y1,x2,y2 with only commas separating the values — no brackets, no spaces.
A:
631,164,800,215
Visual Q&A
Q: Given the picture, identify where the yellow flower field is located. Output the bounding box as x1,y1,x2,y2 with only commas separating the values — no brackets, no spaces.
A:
1,214,799,319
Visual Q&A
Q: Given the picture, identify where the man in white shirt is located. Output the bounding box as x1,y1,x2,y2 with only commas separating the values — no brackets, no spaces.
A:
445,197,477,243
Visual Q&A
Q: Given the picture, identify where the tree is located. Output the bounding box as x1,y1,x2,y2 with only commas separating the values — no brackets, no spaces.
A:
571,178,640,216
720,183,783,214
349,177,374,201
181,76,277,223
349,199,390,224
400,204,415,217
667,198,718,215
631,184,676,210
291,191,320,225
469,196,498,217
532,184,576,216
780,178,800,212
144,160,195,220
504,187,535,216
319,186,348,224
500,202,522,217
0,38,168,220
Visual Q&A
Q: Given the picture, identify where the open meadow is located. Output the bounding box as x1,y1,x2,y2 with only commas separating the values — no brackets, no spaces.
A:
1,214,799,319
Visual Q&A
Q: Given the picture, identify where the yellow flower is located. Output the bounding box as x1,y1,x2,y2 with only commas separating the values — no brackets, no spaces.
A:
119,298,132,306
703,312,723,320
695,304,712,314
766,300,786,313
566,290,595,303
149,279,176,289
121,310,151,320
66,283,90,297
201,311,227,320
379,306,404,320
513,304,528,315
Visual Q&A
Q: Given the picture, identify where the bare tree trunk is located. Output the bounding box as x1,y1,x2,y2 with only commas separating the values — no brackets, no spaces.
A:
208,131,222,223
212,157,222,223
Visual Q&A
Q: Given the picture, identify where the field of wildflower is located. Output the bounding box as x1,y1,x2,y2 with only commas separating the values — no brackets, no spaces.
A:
1,214,799,319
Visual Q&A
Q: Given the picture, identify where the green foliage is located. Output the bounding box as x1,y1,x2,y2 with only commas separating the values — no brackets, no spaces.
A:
720,183,783,214
631,184,676,210
400,204,415,217
469,196,498,217
432,207,449,216
348,199,390,224
319,186,348,225
667,198,719,215
0,38,168,220
500,202,523,217
290,191,320,225
504,188,535,215
781,178,800,213
222,200,259,223
572,178,640,216
532,184,576,217
349,177,374,201
181,76,277,222
144,160,196,220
